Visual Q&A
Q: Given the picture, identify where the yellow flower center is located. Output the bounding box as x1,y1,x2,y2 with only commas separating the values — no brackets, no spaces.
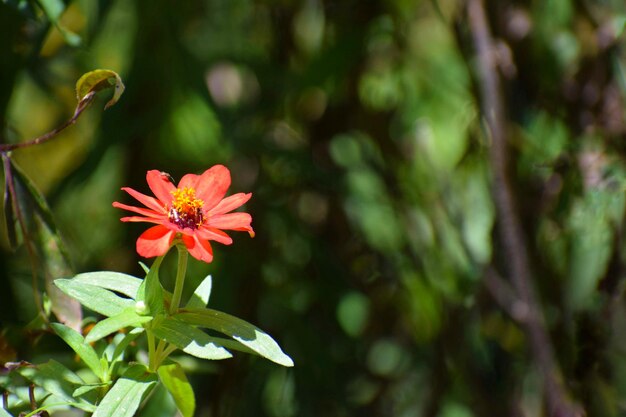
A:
168,187,205,230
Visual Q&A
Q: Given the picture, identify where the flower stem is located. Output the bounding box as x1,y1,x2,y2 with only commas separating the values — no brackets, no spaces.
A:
169,245,189,314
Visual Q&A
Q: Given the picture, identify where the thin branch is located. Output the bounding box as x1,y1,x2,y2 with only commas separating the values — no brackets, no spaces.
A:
466,0,584,416
0,91,96,152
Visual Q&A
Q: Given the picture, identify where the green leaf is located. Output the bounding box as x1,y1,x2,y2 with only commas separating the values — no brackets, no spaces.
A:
111,328,144,363
176,308,294,367
76,69,125,109
136,257,165,316
17,359,97,412
71,271,142,299
186,275,212,308
55,278,134,317
92,364,157,417
50,323,103,379
0,408,12,417
157,362,195,417
152,317,232,360
85,308,152,343
73,381,111,398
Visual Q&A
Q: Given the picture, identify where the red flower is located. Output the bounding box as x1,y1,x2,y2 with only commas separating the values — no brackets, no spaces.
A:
113,165,254,263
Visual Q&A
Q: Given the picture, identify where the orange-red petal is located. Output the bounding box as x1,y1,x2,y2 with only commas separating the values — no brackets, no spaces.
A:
119,216,166,225
207,212,253,233
182,234,214,263
120,187,164,212
209,192,252,216
112,202,163,218
193,165,231,210
146,170,175,205
136,225,175,258
197,226,233,245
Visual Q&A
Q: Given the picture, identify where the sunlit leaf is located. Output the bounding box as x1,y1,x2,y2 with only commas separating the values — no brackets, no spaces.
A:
75,69,125,109
92,364,157,417
50,323,103,380
185,275,212,308
176,308,293,367
55,278,134,317
85,308,152,343
152,316,232,360
157,362,195,417
71,271,142,299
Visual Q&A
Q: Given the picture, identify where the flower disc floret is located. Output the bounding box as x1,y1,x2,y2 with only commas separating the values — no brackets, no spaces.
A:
169,187,205,230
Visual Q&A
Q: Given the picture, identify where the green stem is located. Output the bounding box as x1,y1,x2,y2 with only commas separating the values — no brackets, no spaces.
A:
146,328,156,372
155,343,179,368
169,245,189,314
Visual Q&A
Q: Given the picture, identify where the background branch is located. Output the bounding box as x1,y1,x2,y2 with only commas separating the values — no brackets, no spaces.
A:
466,0,583,415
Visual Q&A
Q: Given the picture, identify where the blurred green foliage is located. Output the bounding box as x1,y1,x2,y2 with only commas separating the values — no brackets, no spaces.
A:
3,0,626,416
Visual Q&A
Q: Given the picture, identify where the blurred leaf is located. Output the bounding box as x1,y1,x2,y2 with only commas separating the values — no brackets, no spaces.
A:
337,292,370,337
75,69,125,109
185,275,212,309
85,308,152,343
567,191,617,310
35,0,82,46
55,278,134,317
152,316,232,360
50,323,103,380
92,364,157,417
37,219,82,331
176,308,294,367
157,362,195,417
17,359,96,412
2,154,17,248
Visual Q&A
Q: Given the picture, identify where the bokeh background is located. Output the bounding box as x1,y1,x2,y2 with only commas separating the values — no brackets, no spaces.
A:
3,0,626,416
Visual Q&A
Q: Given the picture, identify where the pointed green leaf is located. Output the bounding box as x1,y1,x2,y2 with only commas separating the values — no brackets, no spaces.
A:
176,308,294,367
92,364,157,417
111,328,143,363
186,275,212,308
71,271,142,299
153,317,231,360
50,323,103,379
17,359,97,412
136,257,165,316
76,69,125,109
0,407,12,417
157,362,195,417
73,381,111,398
55,279,134,317
85,308,152,343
